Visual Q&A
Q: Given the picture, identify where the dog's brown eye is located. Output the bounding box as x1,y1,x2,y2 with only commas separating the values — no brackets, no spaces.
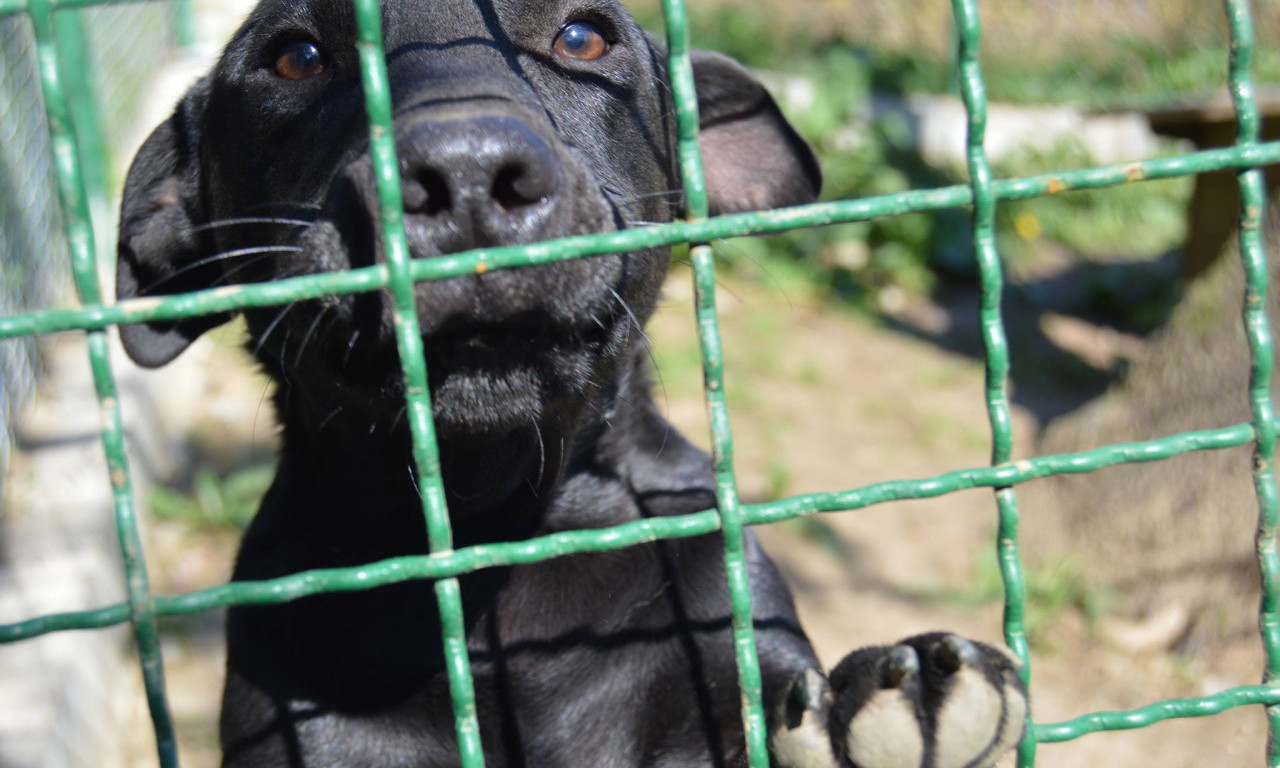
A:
274,40,327,80
553,21,609,61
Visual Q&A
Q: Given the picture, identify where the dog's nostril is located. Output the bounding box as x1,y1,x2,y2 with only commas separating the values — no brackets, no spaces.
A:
492,164,545,212
403,171,451,216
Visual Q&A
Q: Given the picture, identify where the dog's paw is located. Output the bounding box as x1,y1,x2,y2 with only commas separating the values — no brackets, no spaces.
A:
770,634,1027,768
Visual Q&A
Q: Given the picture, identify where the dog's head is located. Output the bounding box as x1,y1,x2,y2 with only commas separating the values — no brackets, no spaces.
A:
117,0,819,448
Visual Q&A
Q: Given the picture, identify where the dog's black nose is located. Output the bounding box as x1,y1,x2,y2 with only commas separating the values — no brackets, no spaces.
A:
397,115,560,250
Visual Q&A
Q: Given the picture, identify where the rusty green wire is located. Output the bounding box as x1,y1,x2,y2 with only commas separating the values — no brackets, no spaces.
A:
351,0,485,763
2,0,1280,765
660,0,770,764
6,142,1280,342
1224,0,1280,763
949,0,1034,763
0,421,1267,643
21,0,176,764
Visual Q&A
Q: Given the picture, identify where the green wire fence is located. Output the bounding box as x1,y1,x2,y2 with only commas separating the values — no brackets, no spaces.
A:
0,0,169,488
0,0,1278,766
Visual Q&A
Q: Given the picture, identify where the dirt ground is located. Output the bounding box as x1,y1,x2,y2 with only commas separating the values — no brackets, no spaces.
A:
112,263,1272,767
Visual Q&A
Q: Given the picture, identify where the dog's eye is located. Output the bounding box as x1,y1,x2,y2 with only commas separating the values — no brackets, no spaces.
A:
274,40,327,80
553,21,609,61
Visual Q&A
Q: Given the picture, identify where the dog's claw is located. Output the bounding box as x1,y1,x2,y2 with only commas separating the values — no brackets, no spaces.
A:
881,644,919,689
936,634,978,673
770,667,838,768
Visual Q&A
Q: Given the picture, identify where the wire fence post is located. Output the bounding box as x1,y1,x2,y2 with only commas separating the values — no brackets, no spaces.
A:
22,0,177,763
173,0,193,49
52,9,109,238
1222,0,1280,763
948,0,1035,762
349,0,486,763
661,0,772,764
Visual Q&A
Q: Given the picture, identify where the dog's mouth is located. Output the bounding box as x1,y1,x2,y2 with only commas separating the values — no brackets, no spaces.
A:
415,312,614,436
427,316,582,359
420,311,606,373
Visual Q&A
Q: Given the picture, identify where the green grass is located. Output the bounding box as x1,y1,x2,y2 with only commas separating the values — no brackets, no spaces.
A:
915,547,1114,650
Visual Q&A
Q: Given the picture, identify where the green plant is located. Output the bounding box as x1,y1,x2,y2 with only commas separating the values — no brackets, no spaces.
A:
996,140,1192,263
624,4,1276,316
148,463,275,531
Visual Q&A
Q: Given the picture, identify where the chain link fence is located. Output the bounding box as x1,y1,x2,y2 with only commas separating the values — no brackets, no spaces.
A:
0,13,66,480
0,0,173,486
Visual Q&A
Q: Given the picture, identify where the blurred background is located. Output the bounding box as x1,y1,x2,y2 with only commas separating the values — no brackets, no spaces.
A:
2,0,1279,765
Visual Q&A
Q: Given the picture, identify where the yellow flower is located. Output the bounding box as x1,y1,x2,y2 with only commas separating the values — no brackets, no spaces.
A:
1014,211,1043,240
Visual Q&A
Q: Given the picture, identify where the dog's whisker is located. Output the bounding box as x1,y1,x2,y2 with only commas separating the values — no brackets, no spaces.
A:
342,329,362,371
242,201,323,215
317,405,344,433
630,189,684,203
406,464,422,498
292,305,333,371
190,217,315,233
709,240,792,310
390,403,408,433
583,396,614,431
136,245,302,295
660,243,750,308
654,422,670,459
602,184,685,205
636,331,670,429
251,302,297,357
600,281,654,352
278,329,294,381
251,376,273,454
214,249,313,288
598,278,674,436
661,252,744,309
530,416,546,492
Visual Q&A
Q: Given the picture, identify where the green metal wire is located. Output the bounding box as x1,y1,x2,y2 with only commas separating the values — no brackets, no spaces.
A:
959,12,1034,768
21,0,176,764
1,420,1262,643
0,0,149,15
350,0,485,762
1223,1,1280,763
3,0,1280,764
1036,685,1280,743
172,0,191,48
660,0,769,764
53,10,109,223
948,0,1034,763
5,141,1279,342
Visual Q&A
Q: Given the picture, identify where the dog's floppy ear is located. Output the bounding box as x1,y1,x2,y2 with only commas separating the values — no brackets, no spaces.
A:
691,51,822,215
116,78,231,368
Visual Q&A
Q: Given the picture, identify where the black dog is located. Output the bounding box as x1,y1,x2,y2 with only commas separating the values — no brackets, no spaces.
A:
116,1,1027,765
